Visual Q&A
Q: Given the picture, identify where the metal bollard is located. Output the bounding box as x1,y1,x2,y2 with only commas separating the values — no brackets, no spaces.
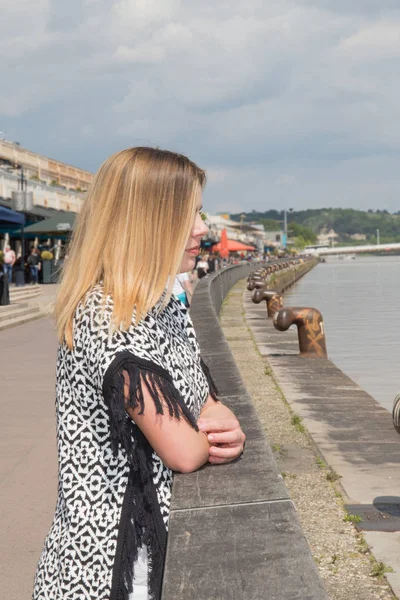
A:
273,307,328,358
393,394,400,434
250,271,264,279
247,279,267,291
252,289,283,318
247,275,263,283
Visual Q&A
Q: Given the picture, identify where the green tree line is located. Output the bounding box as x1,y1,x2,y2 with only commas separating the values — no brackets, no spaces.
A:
230,208,400,244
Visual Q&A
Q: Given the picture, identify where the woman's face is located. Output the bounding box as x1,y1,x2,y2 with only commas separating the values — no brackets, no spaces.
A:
180,194,208,273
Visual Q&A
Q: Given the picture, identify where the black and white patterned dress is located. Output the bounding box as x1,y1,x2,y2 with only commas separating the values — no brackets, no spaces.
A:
33,284,218,600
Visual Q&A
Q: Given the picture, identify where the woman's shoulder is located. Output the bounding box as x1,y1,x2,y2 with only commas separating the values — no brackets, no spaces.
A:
74,283,111,331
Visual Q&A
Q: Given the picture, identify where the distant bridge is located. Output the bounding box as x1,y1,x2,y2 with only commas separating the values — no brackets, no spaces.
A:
307,243,400,256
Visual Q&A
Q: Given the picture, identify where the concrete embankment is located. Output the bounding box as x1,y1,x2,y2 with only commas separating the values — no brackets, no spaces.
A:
242,265,400,598
267,257,319,294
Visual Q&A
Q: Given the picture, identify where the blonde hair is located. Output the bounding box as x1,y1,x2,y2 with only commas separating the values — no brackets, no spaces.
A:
55,147,206,349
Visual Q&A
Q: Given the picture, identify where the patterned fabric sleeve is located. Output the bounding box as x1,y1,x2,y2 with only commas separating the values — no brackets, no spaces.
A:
103,350,199,462
102,351,199,600
200,358,220,402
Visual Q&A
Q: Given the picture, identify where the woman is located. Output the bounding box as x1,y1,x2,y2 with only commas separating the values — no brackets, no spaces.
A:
33,148,245,600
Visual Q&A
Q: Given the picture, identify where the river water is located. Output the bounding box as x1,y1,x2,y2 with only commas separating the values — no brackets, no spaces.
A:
283,255,400,413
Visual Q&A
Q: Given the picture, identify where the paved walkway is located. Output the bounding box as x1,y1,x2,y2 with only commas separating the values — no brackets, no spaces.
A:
0,317,58,599
243,288,400,597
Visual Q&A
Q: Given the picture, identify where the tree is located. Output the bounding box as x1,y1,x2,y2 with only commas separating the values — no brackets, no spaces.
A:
288,222,317,244
260,218,281,231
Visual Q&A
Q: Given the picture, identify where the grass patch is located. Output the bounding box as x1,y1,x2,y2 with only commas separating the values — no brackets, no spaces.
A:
370,561,394,579
272,443,288,457
291,413,306,433
326,470,341,482
357,536,369,555
316,456,327,469
343,513,362,524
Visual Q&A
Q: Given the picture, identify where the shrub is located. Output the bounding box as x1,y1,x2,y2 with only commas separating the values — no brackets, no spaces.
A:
41,250,54,261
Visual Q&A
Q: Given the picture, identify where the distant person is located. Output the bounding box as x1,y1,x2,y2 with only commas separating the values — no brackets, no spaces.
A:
27,248,40,285
173,272,194,307
3,244,16,283
197,255,209,279
207,254,216,274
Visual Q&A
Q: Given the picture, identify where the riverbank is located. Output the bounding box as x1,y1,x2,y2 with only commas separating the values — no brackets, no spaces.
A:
220,280,397,600
283,256,400,412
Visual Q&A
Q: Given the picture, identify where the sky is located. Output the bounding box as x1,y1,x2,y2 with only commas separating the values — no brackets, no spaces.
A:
1,0,399,214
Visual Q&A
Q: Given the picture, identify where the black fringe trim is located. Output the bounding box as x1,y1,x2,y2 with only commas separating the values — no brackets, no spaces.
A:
200,358,220,401
104,352,199,463
103,351,198,600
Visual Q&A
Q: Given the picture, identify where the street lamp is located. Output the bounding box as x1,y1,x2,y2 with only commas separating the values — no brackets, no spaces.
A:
283,208,293,249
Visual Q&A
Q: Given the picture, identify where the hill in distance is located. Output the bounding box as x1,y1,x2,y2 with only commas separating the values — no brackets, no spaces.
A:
230,208,400,245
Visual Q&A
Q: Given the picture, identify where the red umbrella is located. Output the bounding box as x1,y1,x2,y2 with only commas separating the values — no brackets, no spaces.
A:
212,234,255,255
218,228,229,258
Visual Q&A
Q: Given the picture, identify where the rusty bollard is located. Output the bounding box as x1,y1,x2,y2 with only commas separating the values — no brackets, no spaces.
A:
247,278,267,291
393,394,400,434
273,307,328,358
247,272,264,284
248,274,263,283
252,289,283,318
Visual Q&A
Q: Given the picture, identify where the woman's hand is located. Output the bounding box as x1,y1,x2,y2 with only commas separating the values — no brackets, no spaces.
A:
197,417,246,465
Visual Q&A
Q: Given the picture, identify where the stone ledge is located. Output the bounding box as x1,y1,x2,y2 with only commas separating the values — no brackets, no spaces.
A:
162,263,328,600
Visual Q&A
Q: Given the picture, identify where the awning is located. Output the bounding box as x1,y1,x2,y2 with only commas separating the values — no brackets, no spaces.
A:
20,211,76,235
0,206,26,226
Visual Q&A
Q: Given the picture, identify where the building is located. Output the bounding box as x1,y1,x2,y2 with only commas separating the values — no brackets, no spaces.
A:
264,230,286,250
317,228,338,246
0,139,93,191
0,139,93,215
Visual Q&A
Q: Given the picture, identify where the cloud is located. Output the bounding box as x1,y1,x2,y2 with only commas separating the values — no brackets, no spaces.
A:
0,0,399,213
338,22,400,59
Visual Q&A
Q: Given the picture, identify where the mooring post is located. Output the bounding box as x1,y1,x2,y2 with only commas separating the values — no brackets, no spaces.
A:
273,307,328,358
252,289,283,318
393,394,400,434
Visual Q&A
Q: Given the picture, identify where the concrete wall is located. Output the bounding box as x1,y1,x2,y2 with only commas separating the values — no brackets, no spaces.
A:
162,261,327,600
